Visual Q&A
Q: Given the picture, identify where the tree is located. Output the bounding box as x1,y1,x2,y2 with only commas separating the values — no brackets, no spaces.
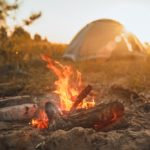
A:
0,0,42,28
0,0,19,28
0,27,8,51
23,12,42,26
34,33,41,41
12,26,31,40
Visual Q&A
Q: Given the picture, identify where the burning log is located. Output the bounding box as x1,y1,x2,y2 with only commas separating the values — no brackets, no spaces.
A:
45,101,62,121
69,85,92,114
46,101,124,131
44,101,67,128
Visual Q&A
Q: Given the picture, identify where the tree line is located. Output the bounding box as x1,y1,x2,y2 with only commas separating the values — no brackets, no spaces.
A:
0,26,67,70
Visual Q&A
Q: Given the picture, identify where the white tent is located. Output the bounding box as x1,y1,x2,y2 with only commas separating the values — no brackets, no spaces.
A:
63,19,145,61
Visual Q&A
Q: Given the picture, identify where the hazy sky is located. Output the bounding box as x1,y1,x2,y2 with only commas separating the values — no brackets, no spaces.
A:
8,0,150,43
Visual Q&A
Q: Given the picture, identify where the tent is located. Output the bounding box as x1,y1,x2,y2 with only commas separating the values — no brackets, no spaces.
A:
63,19,146,61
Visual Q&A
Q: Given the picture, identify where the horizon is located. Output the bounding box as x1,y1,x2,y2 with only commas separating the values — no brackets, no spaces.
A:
8,0,150,43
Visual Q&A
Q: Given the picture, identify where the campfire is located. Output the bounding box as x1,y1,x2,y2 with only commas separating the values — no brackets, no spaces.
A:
0,56,149,150
30,55,124,131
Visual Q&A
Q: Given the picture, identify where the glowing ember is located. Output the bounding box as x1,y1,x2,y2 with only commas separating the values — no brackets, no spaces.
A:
94,108,123,130
80,99,95,109
31,110,49,129
31,55,95,129
111,112,118,122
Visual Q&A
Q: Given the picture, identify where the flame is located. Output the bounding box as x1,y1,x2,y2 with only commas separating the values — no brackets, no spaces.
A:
41,55,95,111
78,98,95,109
31,110,49,129
31,55,95,129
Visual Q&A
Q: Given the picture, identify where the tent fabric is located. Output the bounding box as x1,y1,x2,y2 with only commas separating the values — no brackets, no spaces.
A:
63,19,145,61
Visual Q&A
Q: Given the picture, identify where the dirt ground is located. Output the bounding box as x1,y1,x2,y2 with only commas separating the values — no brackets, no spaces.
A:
0,85,150,150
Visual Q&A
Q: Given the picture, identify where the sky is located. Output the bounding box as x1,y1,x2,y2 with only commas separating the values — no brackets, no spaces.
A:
8,0,150,43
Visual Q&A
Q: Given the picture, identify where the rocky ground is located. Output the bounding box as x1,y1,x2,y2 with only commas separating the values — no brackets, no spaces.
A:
0,86,150,150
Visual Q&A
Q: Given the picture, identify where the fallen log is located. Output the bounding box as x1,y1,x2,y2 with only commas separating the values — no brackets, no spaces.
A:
46,101,124,131
0,95,33,108
0,104,38,121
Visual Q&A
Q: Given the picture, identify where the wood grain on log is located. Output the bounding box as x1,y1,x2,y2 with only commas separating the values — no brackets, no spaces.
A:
0,104,38,121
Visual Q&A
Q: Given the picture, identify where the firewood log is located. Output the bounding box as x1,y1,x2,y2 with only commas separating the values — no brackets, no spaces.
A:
0,104,38,121
48,101,124,131
69,85,92,114
0,95,33,108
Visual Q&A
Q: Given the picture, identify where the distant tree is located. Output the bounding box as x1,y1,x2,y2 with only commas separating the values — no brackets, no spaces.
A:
23,12,42,26
0,0,19,28
0,27,8,53
0,0,41,29
12,26,31,40
43,37,48,42
0,0,67,71
34,33,41,41
0,27,7,40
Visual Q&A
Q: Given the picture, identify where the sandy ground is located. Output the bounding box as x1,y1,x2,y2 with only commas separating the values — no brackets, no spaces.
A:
0,85,150,150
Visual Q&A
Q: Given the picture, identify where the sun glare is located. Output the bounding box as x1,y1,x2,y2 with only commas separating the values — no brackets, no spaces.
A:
7,0,150,43
104,3,150,43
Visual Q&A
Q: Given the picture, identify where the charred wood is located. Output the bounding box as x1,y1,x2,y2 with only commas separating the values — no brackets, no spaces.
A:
69,85,92,114
48,101,124,131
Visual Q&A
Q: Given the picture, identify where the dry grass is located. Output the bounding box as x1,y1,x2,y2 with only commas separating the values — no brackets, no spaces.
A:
1,56,150,96
68,57,150,93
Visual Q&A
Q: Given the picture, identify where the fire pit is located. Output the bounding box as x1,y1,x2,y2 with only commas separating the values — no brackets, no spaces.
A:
29,55,124,131
0,56,149,150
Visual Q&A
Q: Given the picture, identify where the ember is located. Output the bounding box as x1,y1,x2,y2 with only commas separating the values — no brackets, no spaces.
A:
31,110,49,129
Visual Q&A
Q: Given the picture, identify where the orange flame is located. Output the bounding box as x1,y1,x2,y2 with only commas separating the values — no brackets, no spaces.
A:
31,55,95,129
41,55,95,111
31,110,49,129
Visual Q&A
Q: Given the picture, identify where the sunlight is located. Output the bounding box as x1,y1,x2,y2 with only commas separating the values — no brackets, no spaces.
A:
103,2,150,43
6,0,150,43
